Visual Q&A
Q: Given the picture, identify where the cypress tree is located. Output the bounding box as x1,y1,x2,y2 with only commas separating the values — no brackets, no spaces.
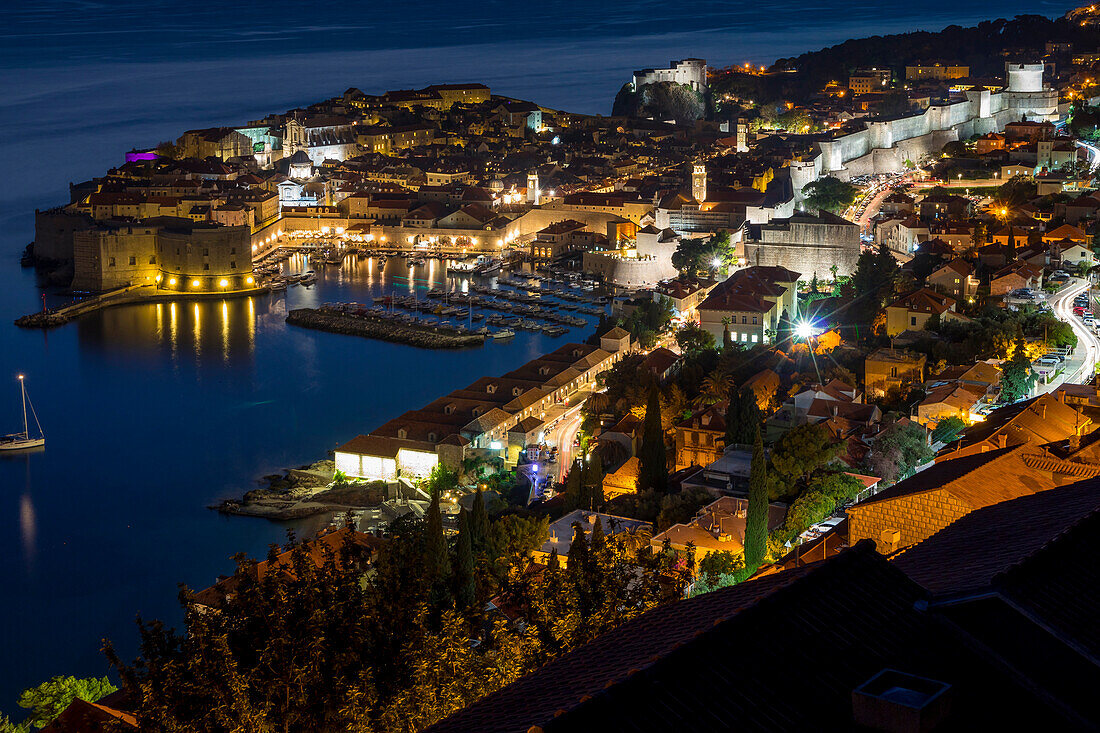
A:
566,522,588,576
737,387,761,442
547,547,560,571
744,425,768,572
638,384,668,493
452,510,475,612
587,446,605,510
726,385,760,446
425,483,450,608
470,488,488,555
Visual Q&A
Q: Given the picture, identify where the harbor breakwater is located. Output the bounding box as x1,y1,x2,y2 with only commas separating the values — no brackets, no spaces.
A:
285,307,487,348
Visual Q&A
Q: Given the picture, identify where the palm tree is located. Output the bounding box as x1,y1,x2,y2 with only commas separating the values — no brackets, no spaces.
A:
694,369,733,408
618,523,654,556
584,391,610,417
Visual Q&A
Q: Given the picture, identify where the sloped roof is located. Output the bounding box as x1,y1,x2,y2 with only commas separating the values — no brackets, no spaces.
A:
426,542,1075,732
887,287,955,314
892,479,1100,597
855,444,1057,510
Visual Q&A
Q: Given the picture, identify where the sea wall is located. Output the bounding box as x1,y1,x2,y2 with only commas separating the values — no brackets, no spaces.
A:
33,209,94,263
286,308,487,348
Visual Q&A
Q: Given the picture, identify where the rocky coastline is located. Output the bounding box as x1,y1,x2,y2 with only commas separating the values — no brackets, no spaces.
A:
212,459,389,521
285,308,487,348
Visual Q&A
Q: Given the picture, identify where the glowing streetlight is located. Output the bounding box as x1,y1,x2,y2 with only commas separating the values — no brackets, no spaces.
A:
794,321,815,339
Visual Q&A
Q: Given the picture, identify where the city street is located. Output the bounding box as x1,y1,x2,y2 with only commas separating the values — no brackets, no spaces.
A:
1043,278,1100,389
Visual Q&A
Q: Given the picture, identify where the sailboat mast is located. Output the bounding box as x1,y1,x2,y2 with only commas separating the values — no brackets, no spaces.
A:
19,375,27,437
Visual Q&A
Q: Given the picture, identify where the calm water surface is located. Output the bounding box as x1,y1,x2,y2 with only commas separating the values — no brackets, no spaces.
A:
0,0,1076,710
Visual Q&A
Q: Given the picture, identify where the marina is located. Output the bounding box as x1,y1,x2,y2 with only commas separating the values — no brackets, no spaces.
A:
249,245,616,348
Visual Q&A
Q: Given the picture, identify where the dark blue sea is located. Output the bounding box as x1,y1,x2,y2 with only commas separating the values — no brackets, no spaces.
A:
0,0,1076,713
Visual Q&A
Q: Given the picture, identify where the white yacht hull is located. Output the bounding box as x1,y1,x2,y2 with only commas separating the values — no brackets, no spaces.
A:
0,437,44,451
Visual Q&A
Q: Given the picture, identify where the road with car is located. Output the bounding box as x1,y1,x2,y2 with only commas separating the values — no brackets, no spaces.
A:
1042,277,1100,388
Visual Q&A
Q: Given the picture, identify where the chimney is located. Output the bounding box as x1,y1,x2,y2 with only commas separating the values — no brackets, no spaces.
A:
997,433,1008,449
853,669,952,733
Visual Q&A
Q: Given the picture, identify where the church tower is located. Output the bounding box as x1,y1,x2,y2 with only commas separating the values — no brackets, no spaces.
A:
692,162,707,203
527,172,540,205
735,118,749,153
284,117,305,156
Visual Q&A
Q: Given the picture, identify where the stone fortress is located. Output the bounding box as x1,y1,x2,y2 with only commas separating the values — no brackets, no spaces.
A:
813,62,1060,181
631,59,708,92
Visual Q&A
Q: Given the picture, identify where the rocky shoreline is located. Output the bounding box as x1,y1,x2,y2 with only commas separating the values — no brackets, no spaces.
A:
286,308,487,348
212,459,389,521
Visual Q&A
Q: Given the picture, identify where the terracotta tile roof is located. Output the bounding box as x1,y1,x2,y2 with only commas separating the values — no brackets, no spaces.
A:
426,559,819,733
995,506,1100,659
956,393,1088,453
892,480,1100,598
887,287,956,315
856,444,1054,509
641,346,679,375
601,326,631,340
336,433,437,457
42,691,138,731
426,542,1077,732
191,528,384,609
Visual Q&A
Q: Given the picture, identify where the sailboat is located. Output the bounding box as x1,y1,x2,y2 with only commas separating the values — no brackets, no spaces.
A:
1,375,44,451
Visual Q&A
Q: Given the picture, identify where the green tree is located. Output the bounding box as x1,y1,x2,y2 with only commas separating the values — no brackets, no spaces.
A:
770,423,841,486
725,385,760,446
744,427,768,572
452,510,476,613
470,488,489,556
425,481,451,614
781,473,864,537
801,176,858,213
864,422,934,484
638,384,668,493
697,550,745,584
15,676,117,730
1001,338,1037,403
930,415,967,444
694,369,733,408
675,322,716,356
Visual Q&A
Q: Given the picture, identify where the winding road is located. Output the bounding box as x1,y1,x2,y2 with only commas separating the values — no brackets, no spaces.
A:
1047,278,1100,386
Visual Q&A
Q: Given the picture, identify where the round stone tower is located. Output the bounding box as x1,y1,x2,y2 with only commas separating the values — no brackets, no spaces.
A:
1006,63,1044,93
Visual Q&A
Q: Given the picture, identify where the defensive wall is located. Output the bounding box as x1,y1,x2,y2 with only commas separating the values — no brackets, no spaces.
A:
813,80,1061,180
582,252,679,288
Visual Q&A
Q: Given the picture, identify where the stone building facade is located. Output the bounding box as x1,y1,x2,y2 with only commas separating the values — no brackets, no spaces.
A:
632,58,707,92
744,211,860,278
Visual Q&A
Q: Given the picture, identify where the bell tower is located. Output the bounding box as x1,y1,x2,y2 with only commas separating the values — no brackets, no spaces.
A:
527,172,540,205
692,162,707,203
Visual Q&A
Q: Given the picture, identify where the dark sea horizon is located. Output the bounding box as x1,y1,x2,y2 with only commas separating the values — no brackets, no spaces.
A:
0,0,1078,714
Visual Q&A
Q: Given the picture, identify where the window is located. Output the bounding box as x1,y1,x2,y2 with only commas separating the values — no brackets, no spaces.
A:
752,316,758,324
108,257,116,267
911,316,917,326
891,367,898,377
203,263,210,270
203,248,209,256
741,332,748,342
128,256,136,265
230,261,236,269
742,315,748,324
230,247,236,254
751,334,759,343
149,256,156,264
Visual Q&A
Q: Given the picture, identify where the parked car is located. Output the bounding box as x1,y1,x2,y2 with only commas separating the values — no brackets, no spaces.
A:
1036,357,1060,367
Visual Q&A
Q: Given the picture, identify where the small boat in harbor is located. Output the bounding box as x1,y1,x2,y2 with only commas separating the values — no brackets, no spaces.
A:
492,328,515,340
269,280,287,292
1,375,44,451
